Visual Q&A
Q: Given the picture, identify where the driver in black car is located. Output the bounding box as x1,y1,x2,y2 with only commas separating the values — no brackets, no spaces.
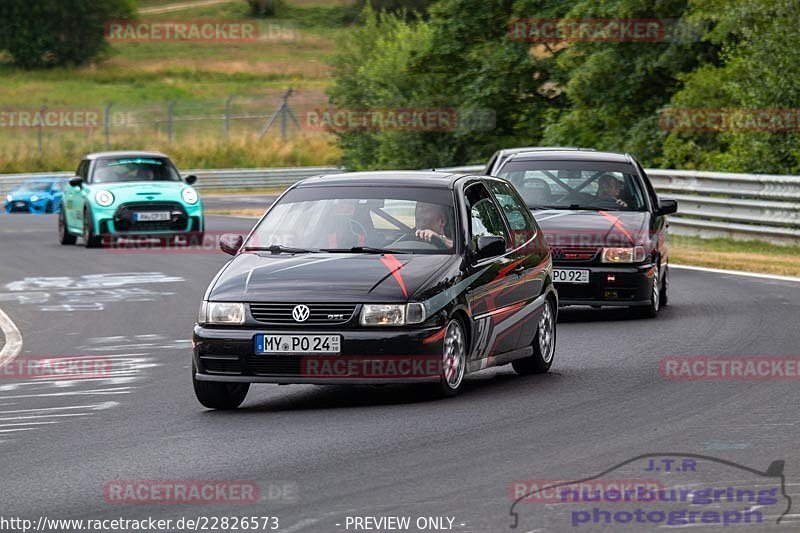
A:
596,174,628,207
414,202,454,249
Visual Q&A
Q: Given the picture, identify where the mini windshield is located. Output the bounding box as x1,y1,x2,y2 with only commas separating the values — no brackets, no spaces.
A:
497,161,647,211
92,157,181,184
246,186,456,254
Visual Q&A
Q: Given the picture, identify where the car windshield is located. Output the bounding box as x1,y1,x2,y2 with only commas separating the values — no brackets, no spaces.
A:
497,160,647,211
245,185,456,254
92,157,181,184
20,181,54,191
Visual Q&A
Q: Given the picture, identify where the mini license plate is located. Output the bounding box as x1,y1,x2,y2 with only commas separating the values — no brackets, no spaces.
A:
134,211,171,222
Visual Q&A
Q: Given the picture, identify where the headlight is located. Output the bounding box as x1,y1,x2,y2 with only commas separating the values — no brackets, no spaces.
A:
5,194,11,202
30,195,40,202
94,190,115,207
360,303,426,326
601,246,646,263
182,187,198,205
199,301,245,325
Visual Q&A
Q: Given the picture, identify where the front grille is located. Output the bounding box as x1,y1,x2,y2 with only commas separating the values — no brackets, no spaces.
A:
249,303,358,325
114,202,187,232
200,356,242,375
248,356,303,376
549,245,600,262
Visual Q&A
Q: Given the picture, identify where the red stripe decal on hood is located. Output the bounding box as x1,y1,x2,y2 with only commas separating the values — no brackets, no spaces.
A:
380,253,408,298
598,211,635,246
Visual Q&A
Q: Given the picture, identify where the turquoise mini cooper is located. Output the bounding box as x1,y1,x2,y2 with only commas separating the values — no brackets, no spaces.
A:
59,151,204,248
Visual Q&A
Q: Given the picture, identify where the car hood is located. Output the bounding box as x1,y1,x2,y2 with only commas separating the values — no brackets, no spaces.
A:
8,189,45,200
88,181,190,202
209,252,454,303
533,209,650,247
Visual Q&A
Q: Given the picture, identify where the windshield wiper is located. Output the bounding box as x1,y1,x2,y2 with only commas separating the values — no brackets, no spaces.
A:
320,246,404,254
243,245,318,254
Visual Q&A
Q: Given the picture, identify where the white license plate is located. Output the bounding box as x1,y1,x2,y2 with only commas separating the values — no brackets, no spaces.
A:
134,211,171,222
554,269,590,284
255,334,341,354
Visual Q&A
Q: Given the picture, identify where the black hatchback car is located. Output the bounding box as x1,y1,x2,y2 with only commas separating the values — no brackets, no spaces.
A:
193,171,557,409
494,150,677,317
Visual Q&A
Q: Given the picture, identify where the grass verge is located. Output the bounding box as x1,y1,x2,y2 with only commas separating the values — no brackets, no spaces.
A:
671,235,800,277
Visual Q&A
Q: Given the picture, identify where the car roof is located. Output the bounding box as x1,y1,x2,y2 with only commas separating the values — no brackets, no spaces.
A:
506,149,631,164
84,151,170,160
496,146,585,156
296,171,472,189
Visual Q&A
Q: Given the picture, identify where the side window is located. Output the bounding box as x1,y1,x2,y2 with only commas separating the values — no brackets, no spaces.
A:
465,183,508,253
76,161,89,180
488,181,537,248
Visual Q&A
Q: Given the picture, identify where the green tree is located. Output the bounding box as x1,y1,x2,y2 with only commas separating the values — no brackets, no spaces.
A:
0,0,135,69
536,0,717,166
662,0,800,173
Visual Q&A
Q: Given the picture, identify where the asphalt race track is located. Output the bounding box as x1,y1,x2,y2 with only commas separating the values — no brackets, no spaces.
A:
1,212,799,532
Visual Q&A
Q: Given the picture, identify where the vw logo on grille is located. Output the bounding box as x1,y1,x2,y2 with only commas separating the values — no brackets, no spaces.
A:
292,304,311,323
551,247,564,260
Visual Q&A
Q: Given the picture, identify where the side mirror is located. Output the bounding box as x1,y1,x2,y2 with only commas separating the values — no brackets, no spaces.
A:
185,175,198,185
219,234,244,256
68,177,83,188
657,198,678,216
475,235,506,261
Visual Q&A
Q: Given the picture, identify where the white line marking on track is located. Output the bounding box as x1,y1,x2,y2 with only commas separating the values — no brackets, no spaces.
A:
0,306,22,370
671,264,800,284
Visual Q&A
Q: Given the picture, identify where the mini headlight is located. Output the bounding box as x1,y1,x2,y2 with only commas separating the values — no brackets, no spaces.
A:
95,190,115,207
182,187,198,205
202,302,245,325
5,194,11,202
360,303,427,326
602,246,646,263
30,195,40,202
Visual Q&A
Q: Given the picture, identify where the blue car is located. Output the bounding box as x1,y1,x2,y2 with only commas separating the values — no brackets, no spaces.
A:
5,178,66,214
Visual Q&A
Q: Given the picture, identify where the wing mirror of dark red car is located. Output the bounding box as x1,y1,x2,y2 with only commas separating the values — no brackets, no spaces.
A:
68,177,83,188
476,235,506,261
657,198,678,216
219,234,244,255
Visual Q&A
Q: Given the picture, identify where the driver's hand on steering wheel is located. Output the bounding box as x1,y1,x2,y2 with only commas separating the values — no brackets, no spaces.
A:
415,229,452,248
615,198,628,207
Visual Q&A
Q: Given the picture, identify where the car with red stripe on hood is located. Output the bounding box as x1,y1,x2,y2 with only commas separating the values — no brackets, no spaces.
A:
493,149,678,318
192,171,557,409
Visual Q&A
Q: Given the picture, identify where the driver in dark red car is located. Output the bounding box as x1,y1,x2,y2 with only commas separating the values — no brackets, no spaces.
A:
596,174,629,207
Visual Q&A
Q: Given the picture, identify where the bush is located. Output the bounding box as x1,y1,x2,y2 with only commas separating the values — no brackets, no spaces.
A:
0,0,135,69
246,0,283,17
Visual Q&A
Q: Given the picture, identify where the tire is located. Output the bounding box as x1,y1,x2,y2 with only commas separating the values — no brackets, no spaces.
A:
192,363,249,410
83,207,103,248
659,264,669,307
513,296,556,375
58,210,77,245
45,201,53,214
434,318,468,397
631,264,661,319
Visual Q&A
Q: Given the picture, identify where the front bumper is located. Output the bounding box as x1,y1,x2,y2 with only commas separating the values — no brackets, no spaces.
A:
193,324,447,385
554,262,657,307
90,201,204,236
5,200,48,214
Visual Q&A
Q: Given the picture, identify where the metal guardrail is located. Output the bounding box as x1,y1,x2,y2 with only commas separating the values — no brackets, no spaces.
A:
2,164,799,244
